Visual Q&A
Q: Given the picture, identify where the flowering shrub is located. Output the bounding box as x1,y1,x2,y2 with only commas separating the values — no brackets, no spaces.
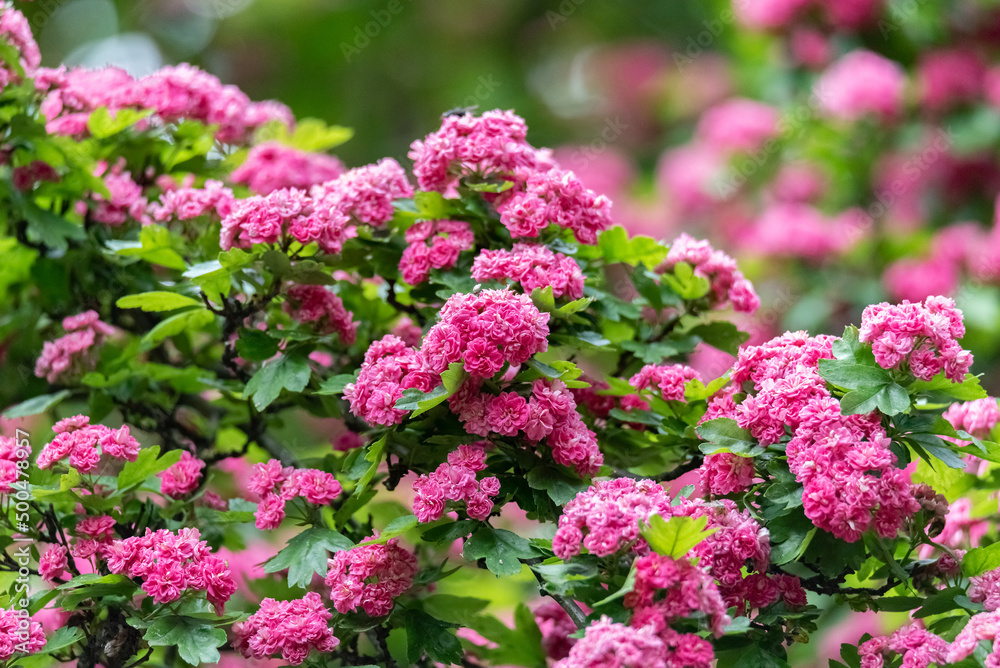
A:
2,3,1000,668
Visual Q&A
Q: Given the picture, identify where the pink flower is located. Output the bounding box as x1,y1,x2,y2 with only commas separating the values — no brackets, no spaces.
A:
255,494,287,530
159,451,205,499
700,453,755,496
233,593,338,665
697,99,779,153
630,363,701,402
283,469,342,505
815,50,906,122
285,284,357,344
0,607,46,661
324,538,417,617
39,545,69,582
472,243,585,299
97,425,140,461
310,158,412,226
497,167,613,245
944,398,1000,440
35,311,114,384
345,335,429,426
659,234,759,314
399,220,474,285
232,142,345,195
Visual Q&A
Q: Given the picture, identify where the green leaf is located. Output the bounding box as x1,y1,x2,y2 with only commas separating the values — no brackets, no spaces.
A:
107,224,187,270
405,610,464,666
963,543,1000,577
22,200,86,251
395,384,450,417
87,106,153,138
143,616,227,666
914,586,967,618
42,626,83,654
525,358,561,379
422,519,478,544
244,352,312,410
2,390,71,419
441,362,466,393
689,322,750,356
592,227,669,267
422,595,490,626
117,446,184,493
355,433,388,492
817,358,893,390
642,515,718,559
144,309,215,349
733,644,790,668
316,373,357,395
840,382,910,416
465,604,546,668
530,286,556,312
235,329,280,362
117,291,203,312
910,373,988,401
360,515,418,545
463,526,538,577
264,527,354,588
662,261,711,300
526,466,588,505
696,418,762,455
414,191,453,219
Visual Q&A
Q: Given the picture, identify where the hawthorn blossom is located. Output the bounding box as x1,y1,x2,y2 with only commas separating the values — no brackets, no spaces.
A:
233,593,338,665
324,538,417,617
35,310,115,384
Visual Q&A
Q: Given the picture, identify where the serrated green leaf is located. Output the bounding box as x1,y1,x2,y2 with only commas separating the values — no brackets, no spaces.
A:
642,515,717,559
463,527,538,577
244,352,312,410
117,292,203,312
2,390,71,419
117,446,184,493
143,616,227,666
264,527,354,588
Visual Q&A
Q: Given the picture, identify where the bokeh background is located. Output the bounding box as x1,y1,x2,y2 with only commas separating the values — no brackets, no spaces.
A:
21,1,1000,664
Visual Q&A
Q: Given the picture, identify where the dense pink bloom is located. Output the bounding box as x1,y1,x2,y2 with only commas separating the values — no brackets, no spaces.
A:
37,419,141,472
742,203,861,260
421,288,549,376
970,567,1000,612
412,443,499,522
883,256,958,303
285,284,357,344
697,99,778,153
497,167,613,245
221,187,352,254
859,296,972,382
106,528,236,614
232,143,345,195
658,234,759,314
625,553,730,637
310,158,412,226
151,178,234,222
324,537,417,617
552,618,712,668
944,397,1000,440
232,593,338,665
158,451,205,499
254,494,286,531
552,478,673,560
0,435,27,494
91,162,148,226
345,335,433,426
700,452,755,495
39,545,69,582
399,219,474,284
282,469,343,505
472,243,585,299
630,364,701,402
859,624,949,668
946,611,1000,666
408,109,545,192
35,310,115,384
0,606,46,661
815,50,906,121
734,0,810,29
249,460,342,528
786,396,920,542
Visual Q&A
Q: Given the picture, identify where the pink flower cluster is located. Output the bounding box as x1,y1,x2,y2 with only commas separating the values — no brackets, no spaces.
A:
0,606,45,661
150,177,234,222
0,435,28,494
552,478,673,560
37,62,292,142
740,203,862,260
36,416,140,472
412,443,500,522
105,527,237,614
859,296,973,382
815,50,906,121
696,98,779,153
947,611,1000,667
448,378,603,477
700,452,755,496
944,397,1000,439
421,288,550,376
39,544,70,582
629,363,701,402
344,335,435,426
0,3,39,88
553,617,712,668
786,396,920,542
285,284,358,344
625,553,731,637
72,514,117,561
220,187,351,254
535,599,579,661
158,451,205,499
91,161,149,226
496,167,613,245
310,158,412,227
658,234,760,314
729,331,838,443
408,109,546,193
970,566,1000,612
232,143,345,195
471,243,585,299
399,219,474,285
35,310,115,384
248,459,343,530
233,593,338,666
324,537,418,617
859,624,949,668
